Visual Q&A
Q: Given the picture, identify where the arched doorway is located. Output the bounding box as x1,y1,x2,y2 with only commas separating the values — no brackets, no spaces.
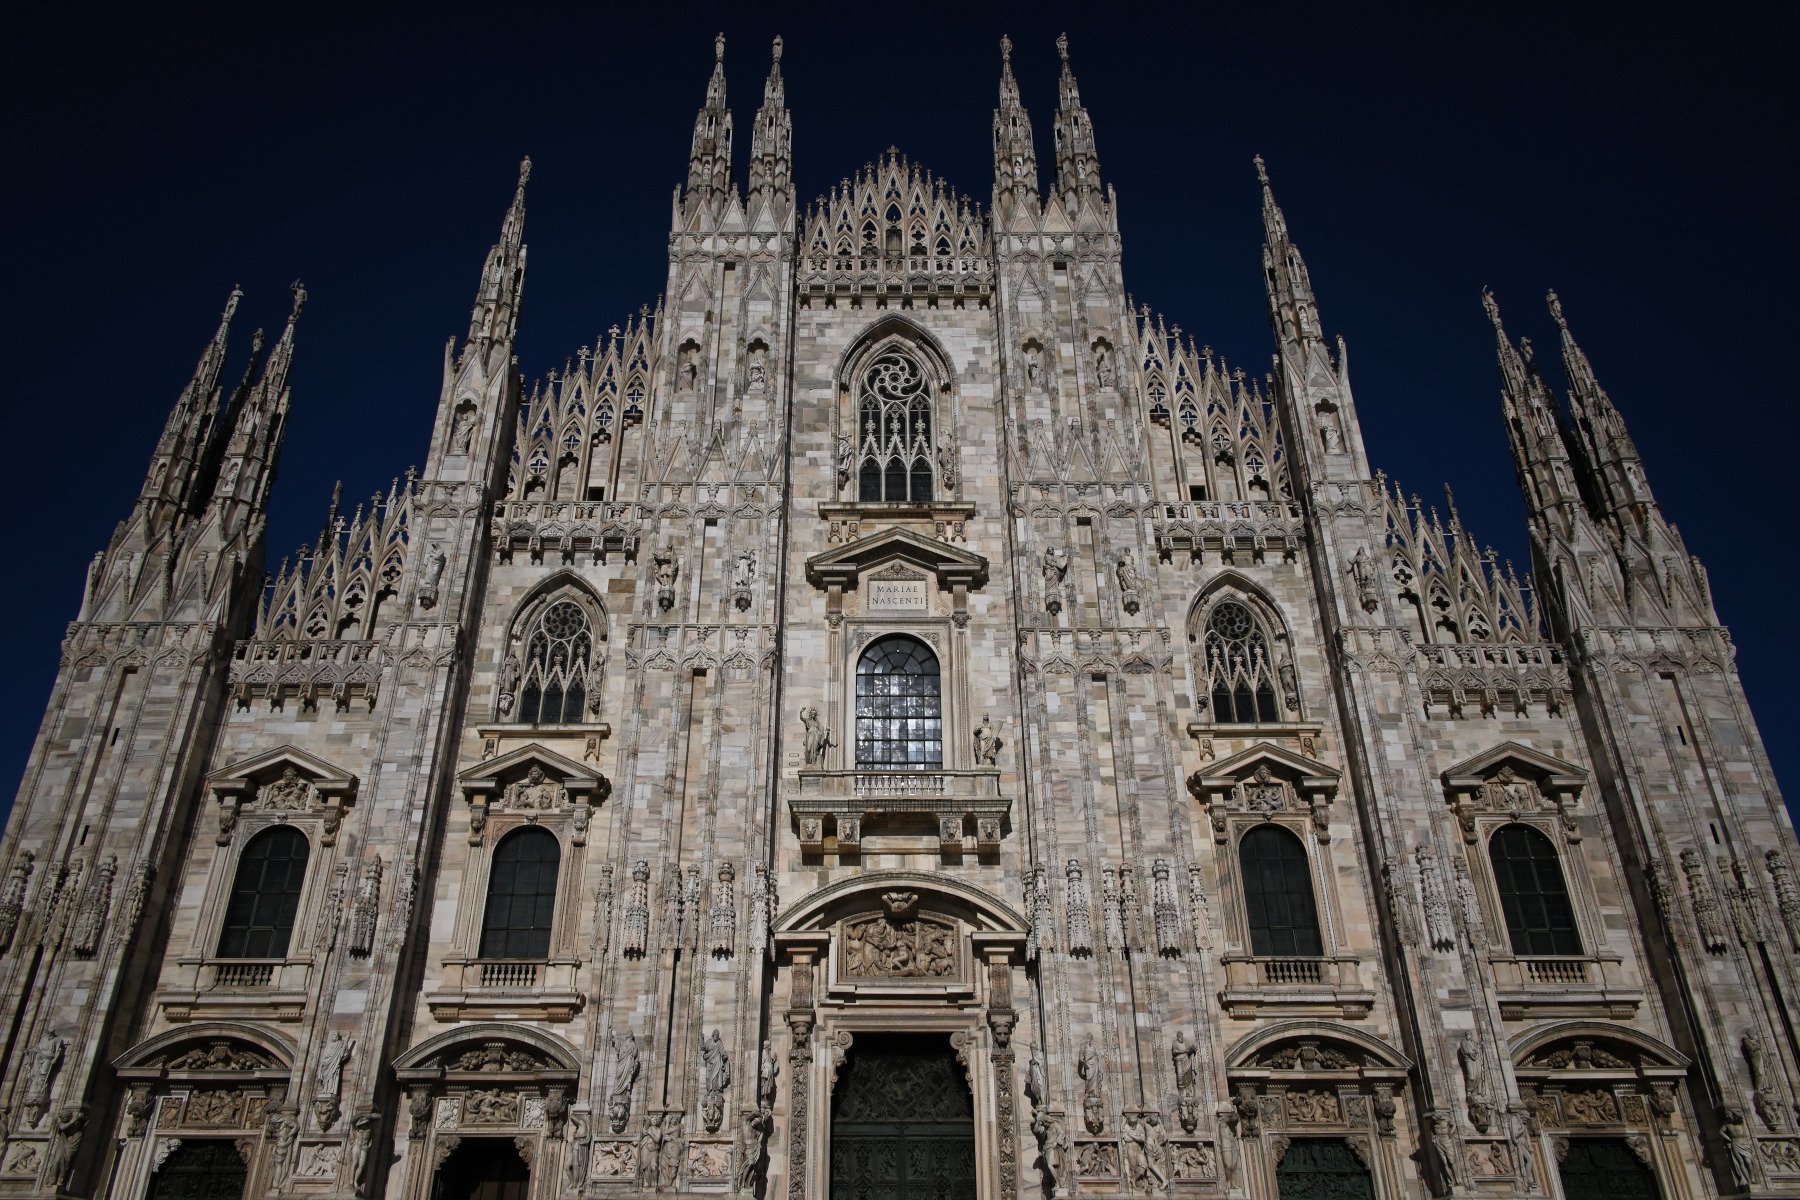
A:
147,1141,247,1200
1275,1138,1373,1199
830,1033,976,1200
431,1138,530,1200
1556,1138,1659,1198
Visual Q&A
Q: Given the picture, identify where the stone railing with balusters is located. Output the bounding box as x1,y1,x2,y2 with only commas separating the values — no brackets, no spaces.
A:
1217,954,1374,1019
790,769,1007,856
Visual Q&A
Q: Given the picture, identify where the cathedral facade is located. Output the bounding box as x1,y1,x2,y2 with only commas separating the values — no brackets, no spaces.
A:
1,31,1794,1200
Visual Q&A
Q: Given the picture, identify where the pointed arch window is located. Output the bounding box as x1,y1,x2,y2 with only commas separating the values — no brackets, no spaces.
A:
218,826,309,959
1204,600,1281,723
517,597,594,724
856,351,936,503
1239,825,1323,957
480,827,561,960
1488,824,1582,956
855,635,942,770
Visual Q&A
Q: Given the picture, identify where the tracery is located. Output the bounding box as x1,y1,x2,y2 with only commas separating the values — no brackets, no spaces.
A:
856,351,935,503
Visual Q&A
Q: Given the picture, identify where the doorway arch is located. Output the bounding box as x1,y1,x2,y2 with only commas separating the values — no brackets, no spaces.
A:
430,1138,530,1200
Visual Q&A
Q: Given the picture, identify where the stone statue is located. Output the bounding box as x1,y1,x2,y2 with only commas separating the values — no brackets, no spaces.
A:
747,346,768,390
758,1040,779,1108
1094,343,1115,387
835,431,854,490
636,1113,664,1188
21,1033,64,1123
1722,1106,1756,1188
1115,554,1139,596
732,549,756,590
41,1106,84,1191
1429,1113,1461,1187
735,1107,771,1196
1348,545,1380,612
317,1032,354,1099
973,715,1000,766
451,407,477,455
1078,1036,1106,1133
1122,1112,1149,1189
1143,1112,1170,1191
1509,1107,1537,1193
1032,1110,1070,1194
659,1112,685,1188
1170,1031,1197,1094
701,1030,731,1131
1042,545,1069,587
1024,345,1041,389
680,345,699,391
799,707,829,766
1024,1044,1048,1113
497,653,521,716
609,1031,641,1132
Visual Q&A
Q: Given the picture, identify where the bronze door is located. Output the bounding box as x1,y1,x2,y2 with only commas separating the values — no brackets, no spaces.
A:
1275,1138,1374,1200
1556,1138,1660,1199
431,1138,531,1200
146,1141,247,1200
831,1033,977,1200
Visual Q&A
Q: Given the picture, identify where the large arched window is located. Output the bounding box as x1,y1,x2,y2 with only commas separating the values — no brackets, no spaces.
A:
855,635,942,770
1239,825,1323,957
1488,824,1582,956
1204,600,1281,723
516,596,594,725
480,827,561,959
217,826,309,959
856,351,935,503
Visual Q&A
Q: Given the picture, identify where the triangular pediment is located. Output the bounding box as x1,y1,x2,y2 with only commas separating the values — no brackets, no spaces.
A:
1440,741,1587,796
804,527,989,592
207,745,357,799
457,743,607,798
1190,741,1340,797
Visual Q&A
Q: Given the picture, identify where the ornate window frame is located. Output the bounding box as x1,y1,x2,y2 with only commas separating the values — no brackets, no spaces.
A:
434,745,610,1021
831,317,962,509
1223,1024,1414,1200
1186,745,1372,1018
391,1024,583,1200
161,749,360,1022
492,576,609,727
1186,577,1305,729
107,1024,299,1200
1439,744,1640,1018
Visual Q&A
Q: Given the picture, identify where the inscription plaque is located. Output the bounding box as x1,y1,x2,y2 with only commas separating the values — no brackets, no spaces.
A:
868,580,928,611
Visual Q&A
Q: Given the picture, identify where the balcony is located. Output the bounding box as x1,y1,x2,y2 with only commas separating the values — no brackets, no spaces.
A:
156,958,310,1022
1218,954,1376,1019
790,769,1008,856
478,961,540,988
429,957,584,1023
212,961,276,988
1490,954,1642,1020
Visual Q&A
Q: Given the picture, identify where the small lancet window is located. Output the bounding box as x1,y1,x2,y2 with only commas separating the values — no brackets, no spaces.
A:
1204,600,1281,723
516,598,594,725
1488,824,1582,956
855,351,936,503
217,826,309,959
480,827,561,959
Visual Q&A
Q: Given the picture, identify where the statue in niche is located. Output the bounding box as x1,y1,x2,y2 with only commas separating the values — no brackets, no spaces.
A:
799,707,830,766
1094,343,1115,387
680,346,699,391
700,1030,731,1132
1115,553,1140,596
451,407,478,455
1078,1036,1106,1133
1042,545,1069,587
757,1040,779,1108
747,346,768,391
1321,418,1342,453
1024,344,1042,389
732,549,756,590
497,653,522,717
973,715,1001,766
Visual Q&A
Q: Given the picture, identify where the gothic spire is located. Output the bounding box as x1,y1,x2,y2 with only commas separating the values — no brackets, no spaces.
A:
1550,290,1657,516
140,285,241,523
1256,157,1324,347
465,157,531,355
1052,33,1101,202
747,36,792,222
992,35,1039,212
685,33,735,218
1483,289,1583,531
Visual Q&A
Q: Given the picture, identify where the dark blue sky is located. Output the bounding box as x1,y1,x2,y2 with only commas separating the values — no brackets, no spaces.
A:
2,3,1794,821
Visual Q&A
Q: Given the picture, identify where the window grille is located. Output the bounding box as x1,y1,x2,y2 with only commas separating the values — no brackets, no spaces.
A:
517,599,593,724
217,826,309,959
855,636,943,770
480,827,561,960
1205,601,1281,723
856,352,935,503
1489,824,1582,956
1239,825,1323,957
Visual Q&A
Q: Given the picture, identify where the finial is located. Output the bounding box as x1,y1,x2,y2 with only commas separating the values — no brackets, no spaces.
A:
1481,286,1503,330
1057,32,1068,61
223,286,243,320
1254,155,1269,186
1546,289,1568,332
715,32,725,61
772,35,782,62
1000,34,1012,63
288,280,307,320
517,156,532,188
